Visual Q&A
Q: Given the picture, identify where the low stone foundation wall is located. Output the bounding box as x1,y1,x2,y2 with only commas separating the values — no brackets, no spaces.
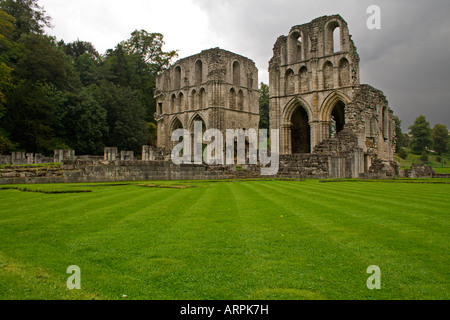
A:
403,164,436,178
0,161,226,184
0,158,441,185
276,154,329,179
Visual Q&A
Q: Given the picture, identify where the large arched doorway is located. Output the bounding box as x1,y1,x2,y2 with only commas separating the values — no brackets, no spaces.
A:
170,117,184,155
189,114,207,162
330,101,345,138
291,106,311,154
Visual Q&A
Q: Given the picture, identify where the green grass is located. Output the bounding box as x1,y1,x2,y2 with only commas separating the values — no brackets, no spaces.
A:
434,167,450,174
0,179,449,300
395,149,450,172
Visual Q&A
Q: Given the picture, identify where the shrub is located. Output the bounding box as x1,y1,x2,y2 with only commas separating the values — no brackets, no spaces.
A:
398,148,408,160
419,151,429,164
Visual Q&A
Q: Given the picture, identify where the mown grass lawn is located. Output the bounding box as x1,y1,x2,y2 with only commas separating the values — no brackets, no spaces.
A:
0,179,448,300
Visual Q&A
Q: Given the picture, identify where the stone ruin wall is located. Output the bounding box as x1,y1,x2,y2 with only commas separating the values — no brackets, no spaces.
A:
155,47,260,150
0,15,439,184
269,15,397,178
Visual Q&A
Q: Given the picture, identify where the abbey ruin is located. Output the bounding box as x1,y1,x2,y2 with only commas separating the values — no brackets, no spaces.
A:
154,47,260,151
1,14,431,184
270,15,396,178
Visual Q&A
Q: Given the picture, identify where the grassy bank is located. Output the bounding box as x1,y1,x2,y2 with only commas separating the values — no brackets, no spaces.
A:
0,179,448,300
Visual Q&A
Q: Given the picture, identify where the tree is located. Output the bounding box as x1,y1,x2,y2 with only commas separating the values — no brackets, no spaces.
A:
409,115,432,155
0,31,80,154
98,82,148,153
0,61,12,116
75,52,100,86
104,31,178,122
419,151,429,164
14,33,72,90
63,85,108,155
432,124,448,155
259,82,269,130
393,116,405,153
398,148,408,160
403,132,411,148
63,40,100,61
61,40,101,86
0,9,16,57
0,9,15,113
3,80,56,152
0,0,51,38
120,29,178,73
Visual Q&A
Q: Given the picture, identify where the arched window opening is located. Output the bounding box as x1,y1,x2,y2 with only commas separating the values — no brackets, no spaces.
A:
338,58,350,86
288,31,302,64
237,90,244,111
333,27,341,52
330,101,346,138
174,66,181,90
233,61,241,86
177,93,184,113
170,94,176,113
291,106,311,154
285,69,295,95
170,117,184,150
326,20,341,54
229,88,236,109
190,90,197,110
199,88,206,109
195,60,203,85
323,61,334,89
299,66,309,92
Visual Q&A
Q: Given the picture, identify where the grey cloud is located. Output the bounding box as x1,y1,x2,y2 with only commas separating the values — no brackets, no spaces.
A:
191,0,450,130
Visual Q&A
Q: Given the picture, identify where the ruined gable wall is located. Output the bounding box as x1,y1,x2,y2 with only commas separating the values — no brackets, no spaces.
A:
155,48,260,150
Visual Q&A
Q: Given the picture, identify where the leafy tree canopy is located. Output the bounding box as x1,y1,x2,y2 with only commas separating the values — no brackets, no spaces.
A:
432,124,448,155
409,115,432,155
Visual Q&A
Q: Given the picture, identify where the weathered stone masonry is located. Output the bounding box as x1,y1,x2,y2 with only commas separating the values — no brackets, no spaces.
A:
269,15,396,178
155,47,260,150
2,14,435,184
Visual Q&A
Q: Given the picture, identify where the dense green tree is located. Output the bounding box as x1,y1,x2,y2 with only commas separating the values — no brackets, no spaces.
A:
0,4,178,155
0,61,12,115
98,82,148,153
419,151,429,164
103,31,177,123
259,82,269,130
403,132,411,148
393,116,405,153
75,52,100,86
1,33,78,154
63,85,108,155
432,124,448,155
0,9,15,153
398,148,408,160
120,29,178,73
0,0,51,38
13,33,72,89
0,9,15,57
63,40,101,86
3,80,56,152
0,9,15,113
63,39,100,61
409,115,432,155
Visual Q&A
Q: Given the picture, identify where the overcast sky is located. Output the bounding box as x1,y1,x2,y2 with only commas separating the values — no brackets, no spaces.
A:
39,0,450,130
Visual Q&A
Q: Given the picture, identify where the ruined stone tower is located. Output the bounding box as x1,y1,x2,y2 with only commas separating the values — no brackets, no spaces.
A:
269,15,396,177
155,48,260,150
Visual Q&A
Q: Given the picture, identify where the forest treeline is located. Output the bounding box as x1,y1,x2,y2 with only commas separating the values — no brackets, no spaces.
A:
0,0,178,156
